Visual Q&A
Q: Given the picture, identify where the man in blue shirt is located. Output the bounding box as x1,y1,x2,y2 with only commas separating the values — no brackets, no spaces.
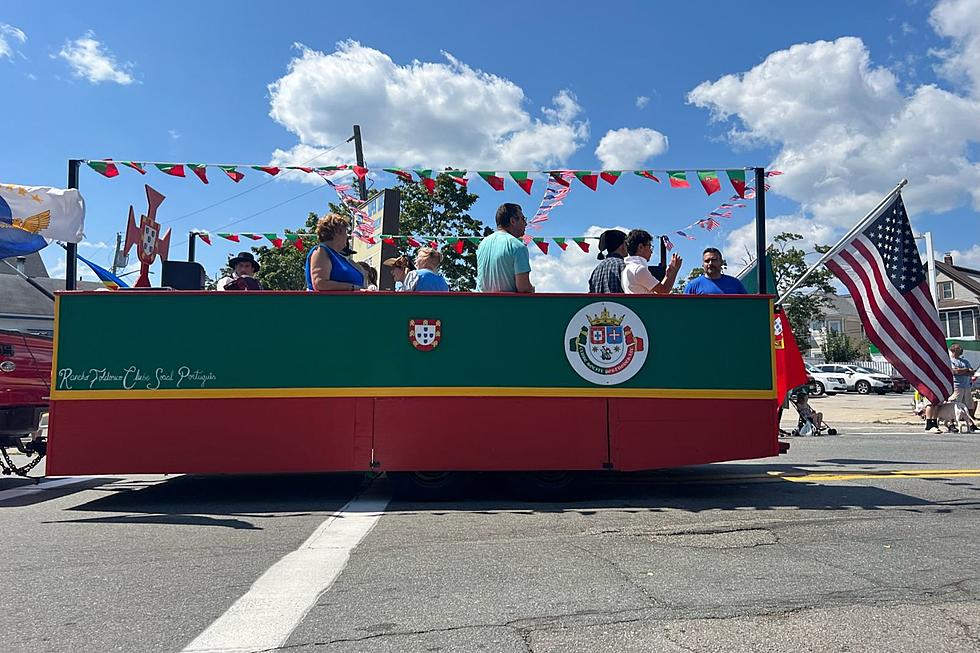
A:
949,343,976,419
476,203,534,293
685,247,748,295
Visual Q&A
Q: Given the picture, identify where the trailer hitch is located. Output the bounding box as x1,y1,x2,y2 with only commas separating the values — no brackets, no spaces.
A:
0,440,45,480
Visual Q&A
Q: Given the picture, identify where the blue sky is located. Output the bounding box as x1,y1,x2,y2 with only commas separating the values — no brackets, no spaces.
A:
2,1,979,290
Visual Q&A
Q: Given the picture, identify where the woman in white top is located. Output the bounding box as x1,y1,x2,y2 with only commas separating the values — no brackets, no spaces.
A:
620,229,682,294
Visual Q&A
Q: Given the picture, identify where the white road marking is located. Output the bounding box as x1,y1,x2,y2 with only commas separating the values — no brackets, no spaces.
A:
182,485,390,653
0,476,100,502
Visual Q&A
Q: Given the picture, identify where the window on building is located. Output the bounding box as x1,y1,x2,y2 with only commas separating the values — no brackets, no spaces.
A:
827,319,843,334
810,320,824,331
938,281,953,300
940,310,977,339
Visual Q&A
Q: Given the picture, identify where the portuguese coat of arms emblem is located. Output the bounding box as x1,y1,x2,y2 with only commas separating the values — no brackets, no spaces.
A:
564,303,648,385
409,319,441,351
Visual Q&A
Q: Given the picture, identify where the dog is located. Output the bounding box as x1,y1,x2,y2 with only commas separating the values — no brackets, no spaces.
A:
914,400,977,433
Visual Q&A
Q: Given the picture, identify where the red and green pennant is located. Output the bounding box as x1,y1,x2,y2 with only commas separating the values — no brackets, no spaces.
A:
240,233,262,240
353,165,369,180
220,165,245,183
252,166,280,176
217,233,239,243
287,166,313,174
263,233,283,248
121,161,146,175
549,171,571,187
156,163,185,178
509,171,533,195
532,237,549,254
466,237,481,246
667,170,690,188
634,170,660,183
478,171,505,191
406,236,423,248
600,171,622,185
284,233,305,251
574,171,598,191
383,168,414,183
188,164,209,184
697,170,721,195
198,233,211,245
444,169,468,186
447,238,465,254
382,237,396,246
87,160,119,178
553,237,568,251
413,169,436,194
572,237,589,253
726,169,747,198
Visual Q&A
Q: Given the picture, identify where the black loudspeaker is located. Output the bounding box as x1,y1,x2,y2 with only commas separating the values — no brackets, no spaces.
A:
162,260,206,290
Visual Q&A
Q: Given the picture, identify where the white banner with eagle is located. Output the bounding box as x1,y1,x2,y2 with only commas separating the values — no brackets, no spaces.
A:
0,182,86,243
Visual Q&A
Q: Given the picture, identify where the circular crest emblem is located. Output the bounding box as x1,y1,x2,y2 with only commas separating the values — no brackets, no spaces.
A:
564,302,648,385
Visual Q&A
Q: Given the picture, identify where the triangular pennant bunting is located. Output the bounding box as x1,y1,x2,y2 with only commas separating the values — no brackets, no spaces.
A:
220,165,245,183
87,160,119,178
574,171,598,191
121,161,146,175
726,170,746,198
188,164,209,184
478,171,505,191
509,171,533,195
600,171,622,185
667,170,690,188
697,170,721,195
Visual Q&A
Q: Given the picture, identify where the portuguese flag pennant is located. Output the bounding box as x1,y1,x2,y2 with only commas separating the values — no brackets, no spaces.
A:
383,168,414,183
156,163,185,178
533,237,549,255
574,171,599,191
382,237,396,246
727,169,747,198
634,170,661,183
188,164,209,184
406,236,422,248
220,165,245,183
353,165,369,179
600,171,622,185
509,171,533,195
445,169,468,186
553,237,568,251
466,237,481,245
667,170,690,188
287,166,313,174
572,237,590,253
241,233,262,240
121,161,146,175
447,237,465,254
217,233,239,243
263,233,283,248
697,170,721,195
413,169,436,194
198,233,211,245
549,171,571,187
87,160,119,178
252,166,280,176
478,171,505,191
284,233,305,251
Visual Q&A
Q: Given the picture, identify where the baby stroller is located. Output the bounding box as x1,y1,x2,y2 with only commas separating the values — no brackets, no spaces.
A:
783,386,838,436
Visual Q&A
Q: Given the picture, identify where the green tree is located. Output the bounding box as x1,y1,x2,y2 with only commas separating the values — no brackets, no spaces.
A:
252,212,320,290
768,233,836,351
395,174,482,291
821,329,869,362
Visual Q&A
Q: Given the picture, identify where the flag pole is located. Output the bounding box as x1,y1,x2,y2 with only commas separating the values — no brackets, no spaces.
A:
777,178,908,304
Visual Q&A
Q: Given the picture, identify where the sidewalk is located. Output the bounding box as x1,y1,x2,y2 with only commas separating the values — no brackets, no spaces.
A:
780,392,922,431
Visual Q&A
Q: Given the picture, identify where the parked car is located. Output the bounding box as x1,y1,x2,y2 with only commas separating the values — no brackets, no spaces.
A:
889,376,910,393
804,364,848,397
0,329,52,447
815,364,893,394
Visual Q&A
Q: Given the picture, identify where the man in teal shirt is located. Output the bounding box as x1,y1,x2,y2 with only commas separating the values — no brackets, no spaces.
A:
476,203,534,293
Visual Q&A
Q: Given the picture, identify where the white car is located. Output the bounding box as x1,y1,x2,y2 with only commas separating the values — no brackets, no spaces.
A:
805,364,848,397
816,364,893,395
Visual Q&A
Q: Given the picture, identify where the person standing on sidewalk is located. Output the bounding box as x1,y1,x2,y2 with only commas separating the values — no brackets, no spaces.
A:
949,344,976,419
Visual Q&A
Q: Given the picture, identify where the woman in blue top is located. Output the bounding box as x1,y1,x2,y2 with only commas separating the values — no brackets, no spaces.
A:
390,246,450,292
306,214,365,292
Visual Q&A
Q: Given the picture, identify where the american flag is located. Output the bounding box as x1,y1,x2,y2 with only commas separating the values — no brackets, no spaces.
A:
824,194,952,404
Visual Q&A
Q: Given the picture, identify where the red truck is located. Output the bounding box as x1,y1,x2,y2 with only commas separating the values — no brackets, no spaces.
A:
0,328,51,473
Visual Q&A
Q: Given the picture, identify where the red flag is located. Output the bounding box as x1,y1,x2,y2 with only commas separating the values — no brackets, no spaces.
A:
407,236,422,248
774,308,808,406
353,165,369,179
453,239,465,254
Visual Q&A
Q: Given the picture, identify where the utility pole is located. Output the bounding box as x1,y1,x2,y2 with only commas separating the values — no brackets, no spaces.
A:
350,124,368,201
66,159,80,290
111,232,124,275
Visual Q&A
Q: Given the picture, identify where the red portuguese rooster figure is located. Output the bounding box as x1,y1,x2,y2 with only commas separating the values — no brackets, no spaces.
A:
123,185,171,288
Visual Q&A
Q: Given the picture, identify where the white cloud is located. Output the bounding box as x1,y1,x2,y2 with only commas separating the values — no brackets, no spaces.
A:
901,22,917,35
930,0,980,92
267,41,588,176
169,129,181,140
941,244,980,269
530,225,631,293
594,128,668,170
57,31,135,85
0,23,26,60
687,18,980,235
635,95,650,109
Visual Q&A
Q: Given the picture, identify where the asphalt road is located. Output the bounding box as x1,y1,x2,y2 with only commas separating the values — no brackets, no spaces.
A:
1,428,978,652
